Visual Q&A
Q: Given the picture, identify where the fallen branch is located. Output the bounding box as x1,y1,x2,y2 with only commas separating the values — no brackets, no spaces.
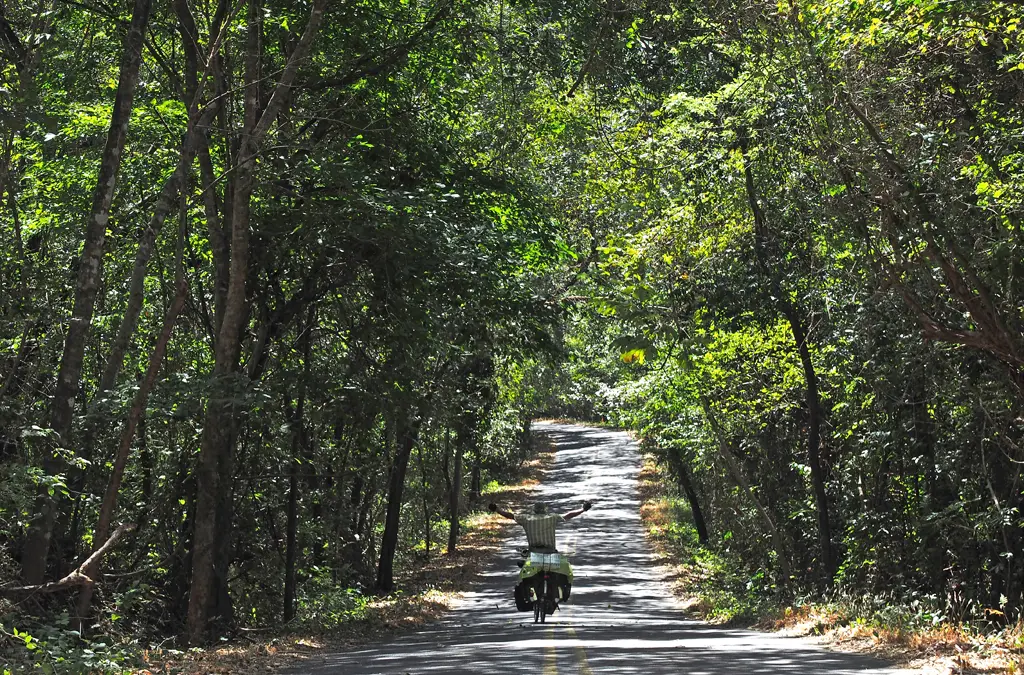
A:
0,523,135,597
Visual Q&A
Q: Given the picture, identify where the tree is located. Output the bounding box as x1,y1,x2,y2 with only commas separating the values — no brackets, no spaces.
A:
20,0,153,585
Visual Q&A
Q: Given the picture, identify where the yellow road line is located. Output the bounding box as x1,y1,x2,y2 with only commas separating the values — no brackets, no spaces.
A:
543,627,557,675
567,626,593,675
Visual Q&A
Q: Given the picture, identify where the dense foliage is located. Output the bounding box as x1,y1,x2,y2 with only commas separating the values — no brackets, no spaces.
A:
2,0,1023,667
542,0,1024,627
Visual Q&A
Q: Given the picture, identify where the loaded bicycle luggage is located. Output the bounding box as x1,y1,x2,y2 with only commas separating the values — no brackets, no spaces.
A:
514,549,573,623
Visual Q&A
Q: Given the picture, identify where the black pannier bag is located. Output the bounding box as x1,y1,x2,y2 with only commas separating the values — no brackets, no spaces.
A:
514,581,533,611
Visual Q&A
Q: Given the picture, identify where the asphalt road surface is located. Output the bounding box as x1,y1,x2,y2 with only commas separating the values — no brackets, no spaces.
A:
291,422,915,675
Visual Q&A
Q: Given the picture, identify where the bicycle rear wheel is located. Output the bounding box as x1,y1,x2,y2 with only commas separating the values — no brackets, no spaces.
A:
540,578,548,623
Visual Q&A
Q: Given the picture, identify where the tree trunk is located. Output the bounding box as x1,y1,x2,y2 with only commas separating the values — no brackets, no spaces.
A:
136,416,152,534
186,0,327,643
21,0,153,585
741,144,836,584
283,308,313,623
376,413,419,593
779,301,835,582
416,439,431,558
283,431,300,623
73,280,188,626
706,405,792,589
173,0,229,329
342,473,363,569
354,478,375,570
187,0,262,641
447,425,464,555
469,445,481,503
666,449,709,545
2,524,135,599
65,99,217,565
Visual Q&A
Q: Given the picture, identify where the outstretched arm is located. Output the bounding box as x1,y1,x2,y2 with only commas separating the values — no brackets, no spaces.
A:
563,501,593,521
488,502,516,520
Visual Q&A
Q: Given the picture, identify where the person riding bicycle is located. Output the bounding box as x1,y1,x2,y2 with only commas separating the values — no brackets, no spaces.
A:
488,500,592,611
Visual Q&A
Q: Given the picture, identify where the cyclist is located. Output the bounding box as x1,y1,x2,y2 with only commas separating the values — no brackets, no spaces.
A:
488,500,592,612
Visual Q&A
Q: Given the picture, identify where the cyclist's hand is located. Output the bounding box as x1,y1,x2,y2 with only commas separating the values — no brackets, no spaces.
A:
488,502,498,513
582,500,593,511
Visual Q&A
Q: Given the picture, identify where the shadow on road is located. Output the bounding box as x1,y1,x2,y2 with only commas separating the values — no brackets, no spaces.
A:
289,423,910,675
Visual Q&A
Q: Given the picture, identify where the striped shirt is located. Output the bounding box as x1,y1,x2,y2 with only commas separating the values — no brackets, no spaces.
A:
515,513,565,551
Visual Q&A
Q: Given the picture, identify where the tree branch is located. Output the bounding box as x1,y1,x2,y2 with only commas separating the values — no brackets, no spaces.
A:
1,523,135,597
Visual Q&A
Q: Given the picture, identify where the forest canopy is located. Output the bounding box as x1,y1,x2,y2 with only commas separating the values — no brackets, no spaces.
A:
1,0,1023,664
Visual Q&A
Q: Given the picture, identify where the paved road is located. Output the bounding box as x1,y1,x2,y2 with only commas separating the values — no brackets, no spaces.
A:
292,422,914,674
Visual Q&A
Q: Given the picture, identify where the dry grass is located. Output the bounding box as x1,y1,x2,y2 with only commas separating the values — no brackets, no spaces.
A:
137,437,557,674
767,608,1024,674
635,451,1024,674
636,454,707,615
